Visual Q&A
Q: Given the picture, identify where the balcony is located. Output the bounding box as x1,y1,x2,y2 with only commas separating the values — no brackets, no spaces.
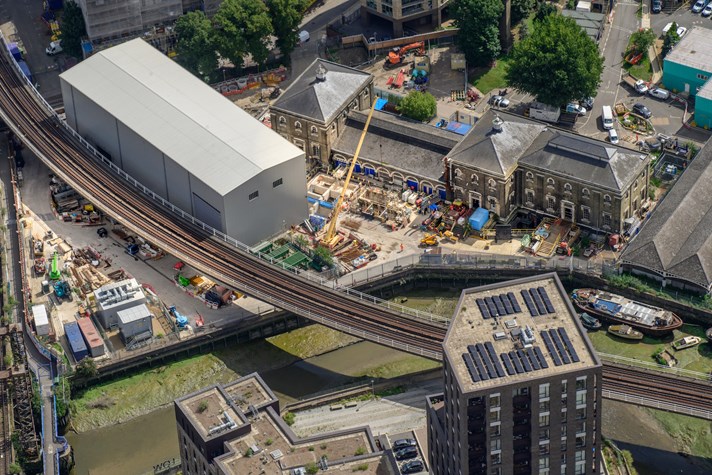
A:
402,4,424,15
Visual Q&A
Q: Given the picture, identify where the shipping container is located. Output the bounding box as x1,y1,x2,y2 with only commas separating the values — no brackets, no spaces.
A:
76,317,105,357
31,304,50,336
64,321,88,362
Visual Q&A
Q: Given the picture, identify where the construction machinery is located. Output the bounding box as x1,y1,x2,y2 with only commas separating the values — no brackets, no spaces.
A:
420,234,439,247
53,280,71,299
319,99,378,249
385,42,425,67
49,252,61,280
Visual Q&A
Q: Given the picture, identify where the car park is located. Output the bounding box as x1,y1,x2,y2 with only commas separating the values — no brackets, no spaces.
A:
489,95,510,107
648,87,670,100
633,103,652,119
608,128,619,144
692,0,706,12
392,438,417,450
395,446,419,460
400,460,425,474
703,3,712,15
651,0,662,12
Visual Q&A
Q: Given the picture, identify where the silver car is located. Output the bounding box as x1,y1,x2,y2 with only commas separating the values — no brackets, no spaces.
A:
648,87,670,100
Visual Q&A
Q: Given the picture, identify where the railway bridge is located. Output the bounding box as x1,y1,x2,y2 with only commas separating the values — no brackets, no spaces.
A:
0,39,710,423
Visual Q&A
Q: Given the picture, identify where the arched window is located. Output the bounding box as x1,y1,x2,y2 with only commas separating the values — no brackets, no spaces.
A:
603,194,612,203
488,178,497,188
470,173,479,183
294,121,302,131
547,178,555,187
310,126,318,136
278,116,286,126
454,168,463,178
526,171,534,180
582,188,590,198
564,183,572,192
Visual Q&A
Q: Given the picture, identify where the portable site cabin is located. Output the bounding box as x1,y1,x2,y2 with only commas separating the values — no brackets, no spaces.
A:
32,304,50,336
64,321,88,362
77,317,105,357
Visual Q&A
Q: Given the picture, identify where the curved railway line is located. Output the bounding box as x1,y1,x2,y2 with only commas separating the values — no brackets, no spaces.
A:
0,44,711,420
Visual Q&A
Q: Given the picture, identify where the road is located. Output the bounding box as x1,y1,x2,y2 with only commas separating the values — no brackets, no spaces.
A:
0,136,63,474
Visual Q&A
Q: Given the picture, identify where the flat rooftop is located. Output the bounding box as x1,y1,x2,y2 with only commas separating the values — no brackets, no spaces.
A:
223,377,274,413
444,274,599,393
215,414,385,475
180,387,244,441
665,27,712,72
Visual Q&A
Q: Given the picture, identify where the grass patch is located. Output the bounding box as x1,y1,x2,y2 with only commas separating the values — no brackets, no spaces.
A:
648,408,712,462
470,56,511,94
587,324,712,374
267,324,359,359
624,54,652,82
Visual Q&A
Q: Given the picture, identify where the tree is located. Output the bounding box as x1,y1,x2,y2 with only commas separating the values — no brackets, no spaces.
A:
214,0,274,68
630,28,656,54
506,14,603,106
60,1,87,59
451,0,504,66
512,0,536,25
535,2,558,22
267,0,308,59
662,22,681,58
312,246,334,268
175,11,218,79
76,357,98,378
397,91,437,122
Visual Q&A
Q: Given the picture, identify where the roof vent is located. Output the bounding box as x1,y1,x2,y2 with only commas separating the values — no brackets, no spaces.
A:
315,64,327,82
492,115,504,132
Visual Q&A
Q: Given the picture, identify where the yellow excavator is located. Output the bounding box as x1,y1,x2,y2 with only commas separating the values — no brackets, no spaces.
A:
319,99,378,248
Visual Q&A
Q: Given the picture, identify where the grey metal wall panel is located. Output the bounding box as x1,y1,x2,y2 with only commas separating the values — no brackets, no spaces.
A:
60,79,77,130
192,193,222,231
164,158,192,212
69,88,122,164
116,121,169,199
224,154,307,245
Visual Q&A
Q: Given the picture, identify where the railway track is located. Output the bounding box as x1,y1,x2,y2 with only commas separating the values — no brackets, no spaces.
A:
0,45,446,360
0,383,8,475
0,42,711,420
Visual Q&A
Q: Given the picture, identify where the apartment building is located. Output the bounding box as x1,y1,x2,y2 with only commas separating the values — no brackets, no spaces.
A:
360,0,451,36
427,274,602,475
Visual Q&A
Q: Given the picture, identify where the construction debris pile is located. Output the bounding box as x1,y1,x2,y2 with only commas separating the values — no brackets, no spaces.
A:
111,227,165,260
50,175,103,224
174,267,244,309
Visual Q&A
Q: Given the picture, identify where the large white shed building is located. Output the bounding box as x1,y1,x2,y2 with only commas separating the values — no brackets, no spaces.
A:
59,38,307,245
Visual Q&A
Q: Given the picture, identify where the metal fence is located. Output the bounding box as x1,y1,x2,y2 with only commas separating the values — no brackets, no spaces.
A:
602,389,712,420
336,251,616,289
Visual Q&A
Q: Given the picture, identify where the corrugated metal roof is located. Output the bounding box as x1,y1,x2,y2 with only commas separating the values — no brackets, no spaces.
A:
117,303,152,324
64,322,88,353
32,304,48,327
60,38,303,196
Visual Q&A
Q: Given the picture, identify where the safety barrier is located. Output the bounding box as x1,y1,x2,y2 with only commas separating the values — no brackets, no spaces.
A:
602,389,712,420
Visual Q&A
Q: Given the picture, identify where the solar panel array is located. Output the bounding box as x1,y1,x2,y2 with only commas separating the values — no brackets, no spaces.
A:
520,287,555,316
462,343,506,382
476,292,521,319
540,327,580,366
498,347,550,376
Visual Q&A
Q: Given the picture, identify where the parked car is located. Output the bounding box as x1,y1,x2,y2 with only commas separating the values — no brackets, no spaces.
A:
648,87,670,100
400,460,425,474
632,103,652,118
703,3,712,15
489,95,510,107
663,23,687,37
608,128,619,145
651,0,662,12
395,446,419,460
566,103,586,115
692,0,706,12
392,438,417,450
580,96,595,110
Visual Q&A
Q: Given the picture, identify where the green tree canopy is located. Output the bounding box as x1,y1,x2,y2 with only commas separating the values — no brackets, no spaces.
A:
662,22,681,58
512,0,536,24
267,0,308,59
451,0,504,66
60,0,87,59
175,11,218,79
214,0,274,68
397,91,437,122
535,1,558,22
506,14,603,106
630,28,656,54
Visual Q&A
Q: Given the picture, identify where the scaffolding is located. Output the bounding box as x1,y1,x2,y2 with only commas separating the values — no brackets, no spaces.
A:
78,0,182,41
354,187,413,227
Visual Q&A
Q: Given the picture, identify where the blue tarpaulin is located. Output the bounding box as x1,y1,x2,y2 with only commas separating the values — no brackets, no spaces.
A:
6,43,21,61
445,121,472,135
374,98,388,111
468,207,489,231
17,60,32,83
318,200,334,209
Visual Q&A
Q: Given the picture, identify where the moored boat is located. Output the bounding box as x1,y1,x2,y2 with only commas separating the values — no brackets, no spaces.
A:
608,324,644,340
571,288,682,337
672,335,702,351
579,312,602,330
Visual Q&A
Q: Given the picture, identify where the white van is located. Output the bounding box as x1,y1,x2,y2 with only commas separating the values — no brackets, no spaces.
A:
602,105,614,130
298,30,310,44
45,40,62,56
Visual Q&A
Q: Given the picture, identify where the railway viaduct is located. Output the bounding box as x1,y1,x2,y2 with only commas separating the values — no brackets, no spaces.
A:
0,37,710,431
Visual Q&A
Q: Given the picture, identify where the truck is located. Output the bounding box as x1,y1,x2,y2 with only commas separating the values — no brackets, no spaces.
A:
622,73,648,94
528,102,560,123
46,40,62,55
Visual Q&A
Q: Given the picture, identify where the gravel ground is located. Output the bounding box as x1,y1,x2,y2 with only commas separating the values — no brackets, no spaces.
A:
291,379,442,437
